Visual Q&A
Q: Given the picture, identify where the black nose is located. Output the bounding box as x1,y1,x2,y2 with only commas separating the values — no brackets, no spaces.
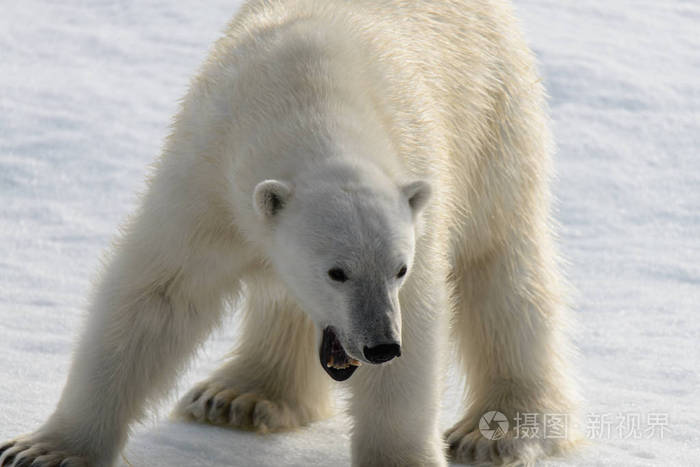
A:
363,343,401,364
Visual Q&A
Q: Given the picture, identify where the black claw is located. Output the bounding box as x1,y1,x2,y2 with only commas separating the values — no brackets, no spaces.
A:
15,458,31,467
3,453,16,466
0,442,15,457
191,389,204,403
205,398,214,411
466,443,477,461
490,439,502,461
214,399,226,410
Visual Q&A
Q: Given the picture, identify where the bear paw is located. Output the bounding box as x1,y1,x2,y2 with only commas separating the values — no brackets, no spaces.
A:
445,416,578,466
0,439,89,467
176,381,308,433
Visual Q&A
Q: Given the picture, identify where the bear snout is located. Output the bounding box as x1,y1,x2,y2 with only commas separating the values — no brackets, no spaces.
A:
363,343,401,364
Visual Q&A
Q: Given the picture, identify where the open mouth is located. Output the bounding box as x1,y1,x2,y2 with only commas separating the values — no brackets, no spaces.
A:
319,327,361,381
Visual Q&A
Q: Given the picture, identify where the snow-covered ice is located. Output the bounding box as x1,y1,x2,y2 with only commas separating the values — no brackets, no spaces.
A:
1,1,698,465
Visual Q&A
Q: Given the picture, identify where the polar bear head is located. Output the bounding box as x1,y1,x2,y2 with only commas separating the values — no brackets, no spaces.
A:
253,162,431,380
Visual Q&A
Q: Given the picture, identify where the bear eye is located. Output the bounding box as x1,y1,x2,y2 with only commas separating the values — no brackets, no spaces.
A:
328,268,348,282
397,265,408,279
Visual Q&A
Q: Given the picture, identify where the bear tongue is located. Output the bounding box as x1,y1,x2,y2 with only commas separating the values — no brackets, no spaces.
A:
319,327,359,381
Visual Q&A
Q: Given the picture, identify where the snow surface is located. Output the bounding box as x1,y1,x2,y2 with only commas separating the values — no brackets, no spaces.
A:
1,0,699,465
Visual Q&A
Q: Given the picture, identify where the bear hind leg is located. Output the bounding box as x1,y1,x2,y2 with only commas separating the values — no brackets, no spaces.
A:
176,293,332,433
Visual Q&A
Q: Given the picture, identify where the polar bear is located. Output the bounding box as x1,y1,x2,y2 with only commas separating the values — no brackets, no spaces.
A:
0,0,580,466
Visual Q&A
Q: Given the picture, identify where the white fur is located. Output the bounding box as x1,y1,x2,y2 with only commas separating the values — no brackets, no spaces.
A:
0,1,580,466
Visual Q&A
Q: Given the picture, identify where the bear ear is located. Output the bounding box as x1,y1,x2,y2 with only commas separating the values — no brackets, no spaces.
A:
253,180,293,219
401,180,431,214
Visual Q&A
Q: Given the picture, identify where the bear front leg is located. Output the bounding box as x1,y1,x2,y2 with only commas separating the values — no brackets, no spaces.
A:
1,282,227,466
0,207,249,467
348,278,449,467
446,237,581,465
